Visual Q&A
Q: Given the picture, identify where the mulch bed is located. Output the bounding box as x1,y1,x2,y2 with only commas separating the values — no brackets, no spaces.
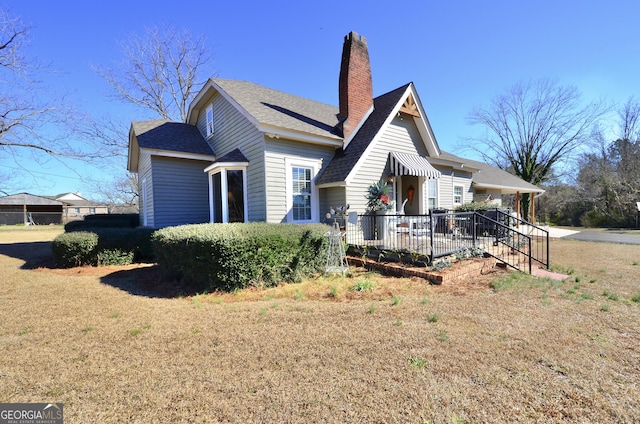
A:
347,255,506,284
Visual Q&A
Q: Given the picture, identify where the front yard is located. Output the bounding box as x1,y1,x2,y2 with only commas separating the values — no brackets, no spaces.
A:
0,226,638,422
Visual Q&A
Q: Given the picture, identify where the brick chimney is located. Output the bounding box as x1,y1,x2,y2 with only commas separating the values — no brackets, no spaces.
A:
339,31,373,140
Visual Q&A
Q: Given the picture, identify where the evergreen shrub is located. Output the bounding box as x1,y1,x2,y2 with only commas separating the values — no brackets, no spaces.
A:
152,222,329,292
64,214,138,232
51,231,99,267
52,227,155,267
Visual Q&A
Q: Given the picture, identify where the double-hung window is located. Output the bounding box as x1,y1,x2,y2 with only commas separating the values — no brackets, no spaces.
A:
286,158,320,223
453,185,464,205
427,179,438,210
292,167,312,221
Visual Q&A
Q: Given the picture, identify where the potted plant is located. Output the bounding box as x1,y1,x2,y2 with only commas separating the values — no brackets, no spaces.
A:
366,181,394,213
365,181,395,240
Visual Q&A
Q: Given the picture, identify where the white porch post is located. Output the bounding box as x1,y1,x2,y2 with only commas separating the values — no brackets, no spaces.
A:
207,172,214,223
220,168,229,223
242,170,249,222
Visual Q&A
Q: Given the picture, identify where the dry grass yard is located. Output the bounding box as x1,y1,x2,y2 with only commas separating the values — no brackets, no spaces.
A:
0,225,639,423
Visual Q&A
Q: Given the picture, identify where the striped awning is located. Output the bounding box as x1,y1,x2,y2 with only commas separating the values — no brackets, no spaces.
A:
389,152,441,179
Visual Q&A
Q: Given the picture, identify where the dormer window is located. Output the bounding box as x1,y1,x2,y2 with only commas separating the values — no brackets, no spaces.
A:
206,105,214,137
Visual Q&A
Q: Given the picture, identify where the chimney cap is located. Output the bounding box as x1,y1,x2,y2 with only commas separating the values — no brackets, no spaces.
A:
346,31,367,45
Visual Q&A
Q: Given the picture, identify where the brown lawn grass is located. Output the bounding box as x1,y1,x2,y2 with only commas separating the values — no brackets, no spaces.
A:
0,226,639,423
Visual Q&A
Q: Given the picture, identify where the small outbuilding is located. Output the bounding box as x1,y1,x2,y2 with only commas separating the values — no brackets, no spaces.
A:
0,193,63,225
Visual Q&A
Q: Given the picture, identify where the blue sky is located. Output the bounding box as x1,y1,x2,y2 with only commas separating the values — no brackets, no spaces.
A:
3,0,640,198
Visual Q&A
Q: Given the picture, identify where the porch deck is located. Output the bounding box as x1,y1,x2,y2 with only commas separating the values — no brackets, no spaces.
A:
339,210,549,273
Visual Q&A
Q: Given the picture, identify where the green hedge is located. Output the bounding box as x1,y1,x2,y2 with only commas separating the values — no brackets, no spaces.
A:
85,213,139,226
51,227,155,267
152,223,329,292
454,202,498,212
51,231,99,267
64,215,139,232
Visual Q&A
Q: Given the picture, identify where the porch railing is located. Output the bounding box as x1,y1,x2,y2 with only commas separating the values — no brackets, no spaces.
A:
341,209,550,273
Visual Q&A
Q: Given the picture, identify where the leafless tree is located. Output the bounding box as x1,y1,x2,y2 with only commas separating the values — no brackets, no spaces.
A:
92,173,139,213
87,25,214,204
0,8,92,179
467,78,608,220
576,98,640,227
94,25,214,123
80,115,128,159
618,97,640,143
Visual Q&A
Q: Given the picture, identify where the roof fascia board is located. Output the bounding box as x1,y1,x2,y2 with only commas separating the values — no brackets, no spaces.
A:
344,85,414,185
141,147,216,162
342,105,374,149
204,161,249,173
316,181,347,189
186,79,214,125
408,83,441,157
127,126,139,172
472,182,545,195
428,157,481,171
260,124,343,147
187,80,262,130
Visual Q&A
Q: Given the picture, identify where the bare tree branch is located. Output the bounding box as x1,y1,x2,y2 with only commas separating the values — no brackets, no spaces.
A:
0,7,109,195
0,8,29,73
93,25,214,123
466,78,609,220
576,98,640,227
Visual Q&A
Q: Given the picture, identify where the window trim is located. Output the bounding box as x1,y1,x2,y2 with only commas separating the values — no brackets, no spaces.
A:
427,178,439,210
285,158,320,223
205,105,214,137
453,184,464,205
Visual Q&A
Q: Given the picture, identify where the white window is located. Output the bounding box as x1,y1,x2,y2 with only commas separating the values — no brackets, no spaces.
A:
427,179,438,210
453,185,464,205
292,167,312,221
205,105,214,137
285,158,320,223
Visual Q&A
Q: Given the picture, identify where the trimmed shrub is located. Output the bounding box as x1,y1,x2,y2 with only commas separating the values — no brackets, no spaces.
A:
64,215,138,232
97,249,135,266
52,227,156,268
51,231,99,267
152,222,329,292
85,213,139,227
454,202,497,212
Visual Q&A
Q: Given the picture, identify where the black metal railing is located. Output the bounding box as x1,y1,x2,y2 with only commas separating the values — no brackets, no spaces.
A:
342,209,550,273
496,210,549,269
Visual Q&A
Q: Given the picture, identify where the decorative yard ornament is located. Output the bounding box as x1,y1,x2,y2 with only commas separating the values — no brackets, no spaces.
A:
325,206,350,275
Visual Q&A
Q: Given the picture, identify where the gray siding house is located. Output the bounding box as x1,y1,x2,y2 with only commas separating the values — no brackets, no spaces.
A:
127,32,543,228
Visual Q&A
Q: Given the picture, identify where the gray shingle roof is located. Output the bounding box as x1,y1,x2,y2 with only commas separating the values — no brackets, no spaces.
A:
316,84,410,185
131,120,214,156
212,79,342,140
215,148,248,163
438,151,544,193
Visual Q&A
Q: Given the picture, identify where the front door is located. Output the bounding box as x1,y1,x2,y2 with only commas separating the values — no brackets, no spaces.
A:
399,175,420,215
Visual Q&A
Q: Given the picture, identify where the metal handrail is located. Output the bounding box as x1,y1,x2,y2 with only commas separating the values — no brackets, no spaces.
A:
496,209,549,269
341,210,545,273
